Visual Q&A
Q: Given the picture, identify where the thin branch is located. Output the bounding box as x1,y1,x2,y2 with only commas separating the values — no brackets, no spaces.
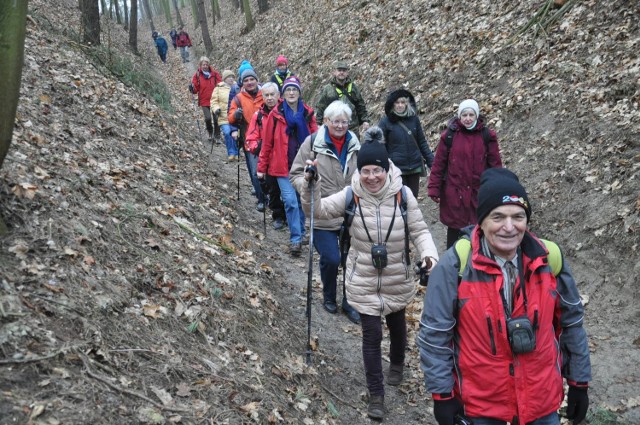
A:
79,353,191,413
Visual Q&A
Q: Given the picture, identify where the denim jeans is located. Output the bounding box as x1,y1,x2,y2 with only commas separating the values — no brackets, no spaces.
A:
276,176,305,243
179,46,189,62
221,124,238,156
469,412,559,425
360,309,407,397
244,150,265,203
312,229,340,303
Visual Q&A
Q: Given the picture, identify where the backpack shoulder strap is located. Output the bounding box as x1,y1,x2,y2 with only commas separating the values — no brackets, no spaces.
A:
540,239,562,276
444,127,455,149
399,187,410,265
454,238,471,278
344,187,358,229
454,237,562,278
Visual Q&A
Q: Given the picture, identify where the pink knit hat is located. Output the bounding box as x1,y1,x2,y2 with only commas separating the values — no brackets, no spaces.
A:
276,55,289,66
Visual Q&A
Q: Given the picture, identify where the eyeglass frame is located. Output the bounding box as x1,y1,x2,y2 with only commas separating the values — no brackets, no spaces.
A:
329,119,350,127
360,167,386,177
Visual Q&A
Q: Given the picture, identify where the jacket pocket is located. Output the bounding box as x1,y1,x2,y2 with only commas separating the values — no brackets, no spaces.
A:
486,316,497,355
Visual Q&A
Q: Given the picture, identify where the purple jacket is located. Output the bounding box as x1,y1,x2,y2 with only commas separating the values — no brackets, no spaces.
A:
427,118,502,229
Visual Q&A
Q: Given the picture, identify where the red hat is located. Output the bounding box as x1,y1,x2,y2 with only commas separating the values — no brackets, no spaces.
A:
276,55,289,66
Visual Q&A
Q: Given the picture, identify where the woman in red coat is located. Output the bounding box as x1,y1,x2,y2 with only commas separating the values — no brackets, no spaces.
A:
189,56,222,142
427,99,502,248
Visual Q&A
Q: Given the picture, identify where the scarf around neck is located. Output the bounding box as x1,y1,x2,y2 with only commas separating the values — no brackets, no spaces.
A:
283,99,310,144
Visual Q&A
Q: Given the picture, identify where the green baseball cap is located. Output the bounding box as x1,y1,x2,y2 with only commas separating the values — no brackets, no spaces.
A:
334,61,350,70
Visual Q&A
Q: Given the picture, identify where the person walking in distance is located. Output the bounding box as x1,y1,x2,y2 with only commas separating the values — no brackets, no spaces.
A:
211,70,239,159
417,168,591,425
378,88,434,198
189,57,222,143
176,28,192,63
315,61,371,137
428,99,502,248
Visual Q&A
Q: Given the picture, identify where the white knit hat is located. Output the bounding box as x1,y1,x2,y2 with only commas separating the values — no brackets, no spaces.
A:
458,99,480,118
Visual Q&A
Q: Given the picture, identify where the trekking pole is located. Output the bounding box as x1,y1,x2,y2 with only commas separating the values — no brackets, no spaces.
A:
190,93,204,143
305,177,316,365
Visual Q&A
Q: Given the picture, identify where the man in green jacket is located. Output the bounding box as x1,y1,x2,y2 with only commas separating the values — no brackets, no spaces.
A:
315,61,370,137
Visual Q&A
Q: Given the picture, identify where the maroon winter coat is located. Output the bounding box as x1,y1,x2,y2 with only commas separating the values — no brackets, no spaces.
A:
427,117,502,229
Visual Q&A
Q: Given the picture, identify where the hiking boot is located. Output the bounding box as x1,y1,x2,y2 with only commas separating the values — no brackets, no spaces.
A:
342,300,361,324
301,234,309,245
272,218,285,230
290,242,302,256
256,202,265,212
386,363,404,386
323,301,338,314
367,395,385,420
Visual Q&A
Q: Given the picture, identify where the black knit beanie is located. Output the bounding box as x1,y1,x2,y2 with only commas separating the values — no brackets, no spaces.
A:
477,168,531,224
357,127,389,172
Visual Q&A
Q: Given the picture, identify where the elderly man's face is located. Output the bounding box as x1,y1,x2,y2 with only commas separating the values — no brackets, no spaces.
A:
480,205,527,259
262,88,279,109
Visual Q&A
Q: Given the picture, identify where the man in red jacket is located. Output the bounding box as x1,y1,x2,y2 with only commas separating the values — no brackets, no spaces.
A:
417,168,591,425
176,28,192,63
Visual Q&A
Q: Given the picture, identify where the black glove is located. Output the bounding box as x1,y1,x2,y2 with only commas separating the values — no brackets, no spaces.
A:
566,386,588,425
213,109,221,117
233,107,244,121
304,165,318,181
433,398,463,425
188,83,195,94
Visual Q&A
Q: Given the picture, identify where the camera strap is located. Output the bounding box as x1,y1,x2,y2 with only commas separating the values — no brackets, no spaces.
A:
357,194,397,246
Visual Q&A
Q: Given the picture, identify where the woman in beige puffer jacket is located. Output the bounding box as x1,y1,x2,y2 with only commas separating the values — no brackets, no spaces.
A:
299,128,439,420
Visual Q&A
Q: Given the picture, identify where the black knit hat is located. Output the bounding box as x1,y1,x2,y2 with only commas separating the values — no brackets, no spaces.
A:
477,168,531,224
357,129,389,172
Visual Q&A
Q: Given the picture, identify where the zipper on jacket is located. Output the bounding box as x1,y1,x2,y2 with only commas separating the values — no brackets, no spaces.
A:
486,316,497,355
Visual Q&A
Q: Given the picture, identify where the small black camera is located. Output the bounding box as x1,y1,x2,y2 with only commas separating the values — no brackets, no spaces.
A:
371,244,388,270
506,315,536,354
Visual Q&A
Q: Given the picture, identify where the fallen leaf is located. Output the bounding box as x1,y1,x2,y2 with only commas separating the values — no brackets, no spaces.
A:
12,182,38,199
143,304,162,318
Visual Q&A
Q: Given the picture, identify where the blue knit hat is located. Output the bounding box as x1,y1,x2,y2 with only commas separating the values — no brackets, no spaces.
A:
238,60,254,80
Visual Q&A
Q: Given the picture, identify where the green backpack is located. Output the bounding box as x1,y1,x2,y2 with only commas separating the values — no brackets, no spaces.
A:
454,238,562,277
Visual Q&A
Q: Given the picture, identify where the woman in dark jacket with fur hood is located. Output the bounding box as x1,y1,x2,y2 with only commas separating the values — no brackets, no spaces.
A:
377,89,434,198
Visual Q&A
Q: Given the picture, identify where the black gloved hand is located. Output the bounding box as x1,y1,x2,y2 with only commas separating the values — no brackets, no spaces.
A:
566,386,588,425
188,83,195,93
233,108,244,121
433,398,463,425
304,165,318,181
213,109,221,117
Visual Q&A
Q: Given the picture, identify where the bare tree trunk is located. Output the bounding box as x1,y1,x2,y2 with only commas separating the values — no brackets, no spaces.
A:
196,0,212,54
129,0,138,53
0,0,28,176
162,0,173,26
141,0,156,32
100,0,107,14
241,0,253,32
230,0,239,9
80,0,101,45
114,0,122,23
211,0,220,20
172,0,184,28
257,0,268,14
190,0,199,29
123,0,129,30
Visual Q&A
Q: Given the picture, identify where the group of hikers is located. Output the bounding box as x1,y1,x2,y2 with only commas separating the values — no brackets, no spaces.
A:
152,27,193,64
181,52,591,424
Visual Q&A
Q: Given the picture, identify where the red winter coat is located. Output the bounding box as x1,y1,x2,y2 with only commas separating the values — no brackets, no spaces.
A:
176,31,192,47
258,100,317,177
191,67,221,107
427,118,502,229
